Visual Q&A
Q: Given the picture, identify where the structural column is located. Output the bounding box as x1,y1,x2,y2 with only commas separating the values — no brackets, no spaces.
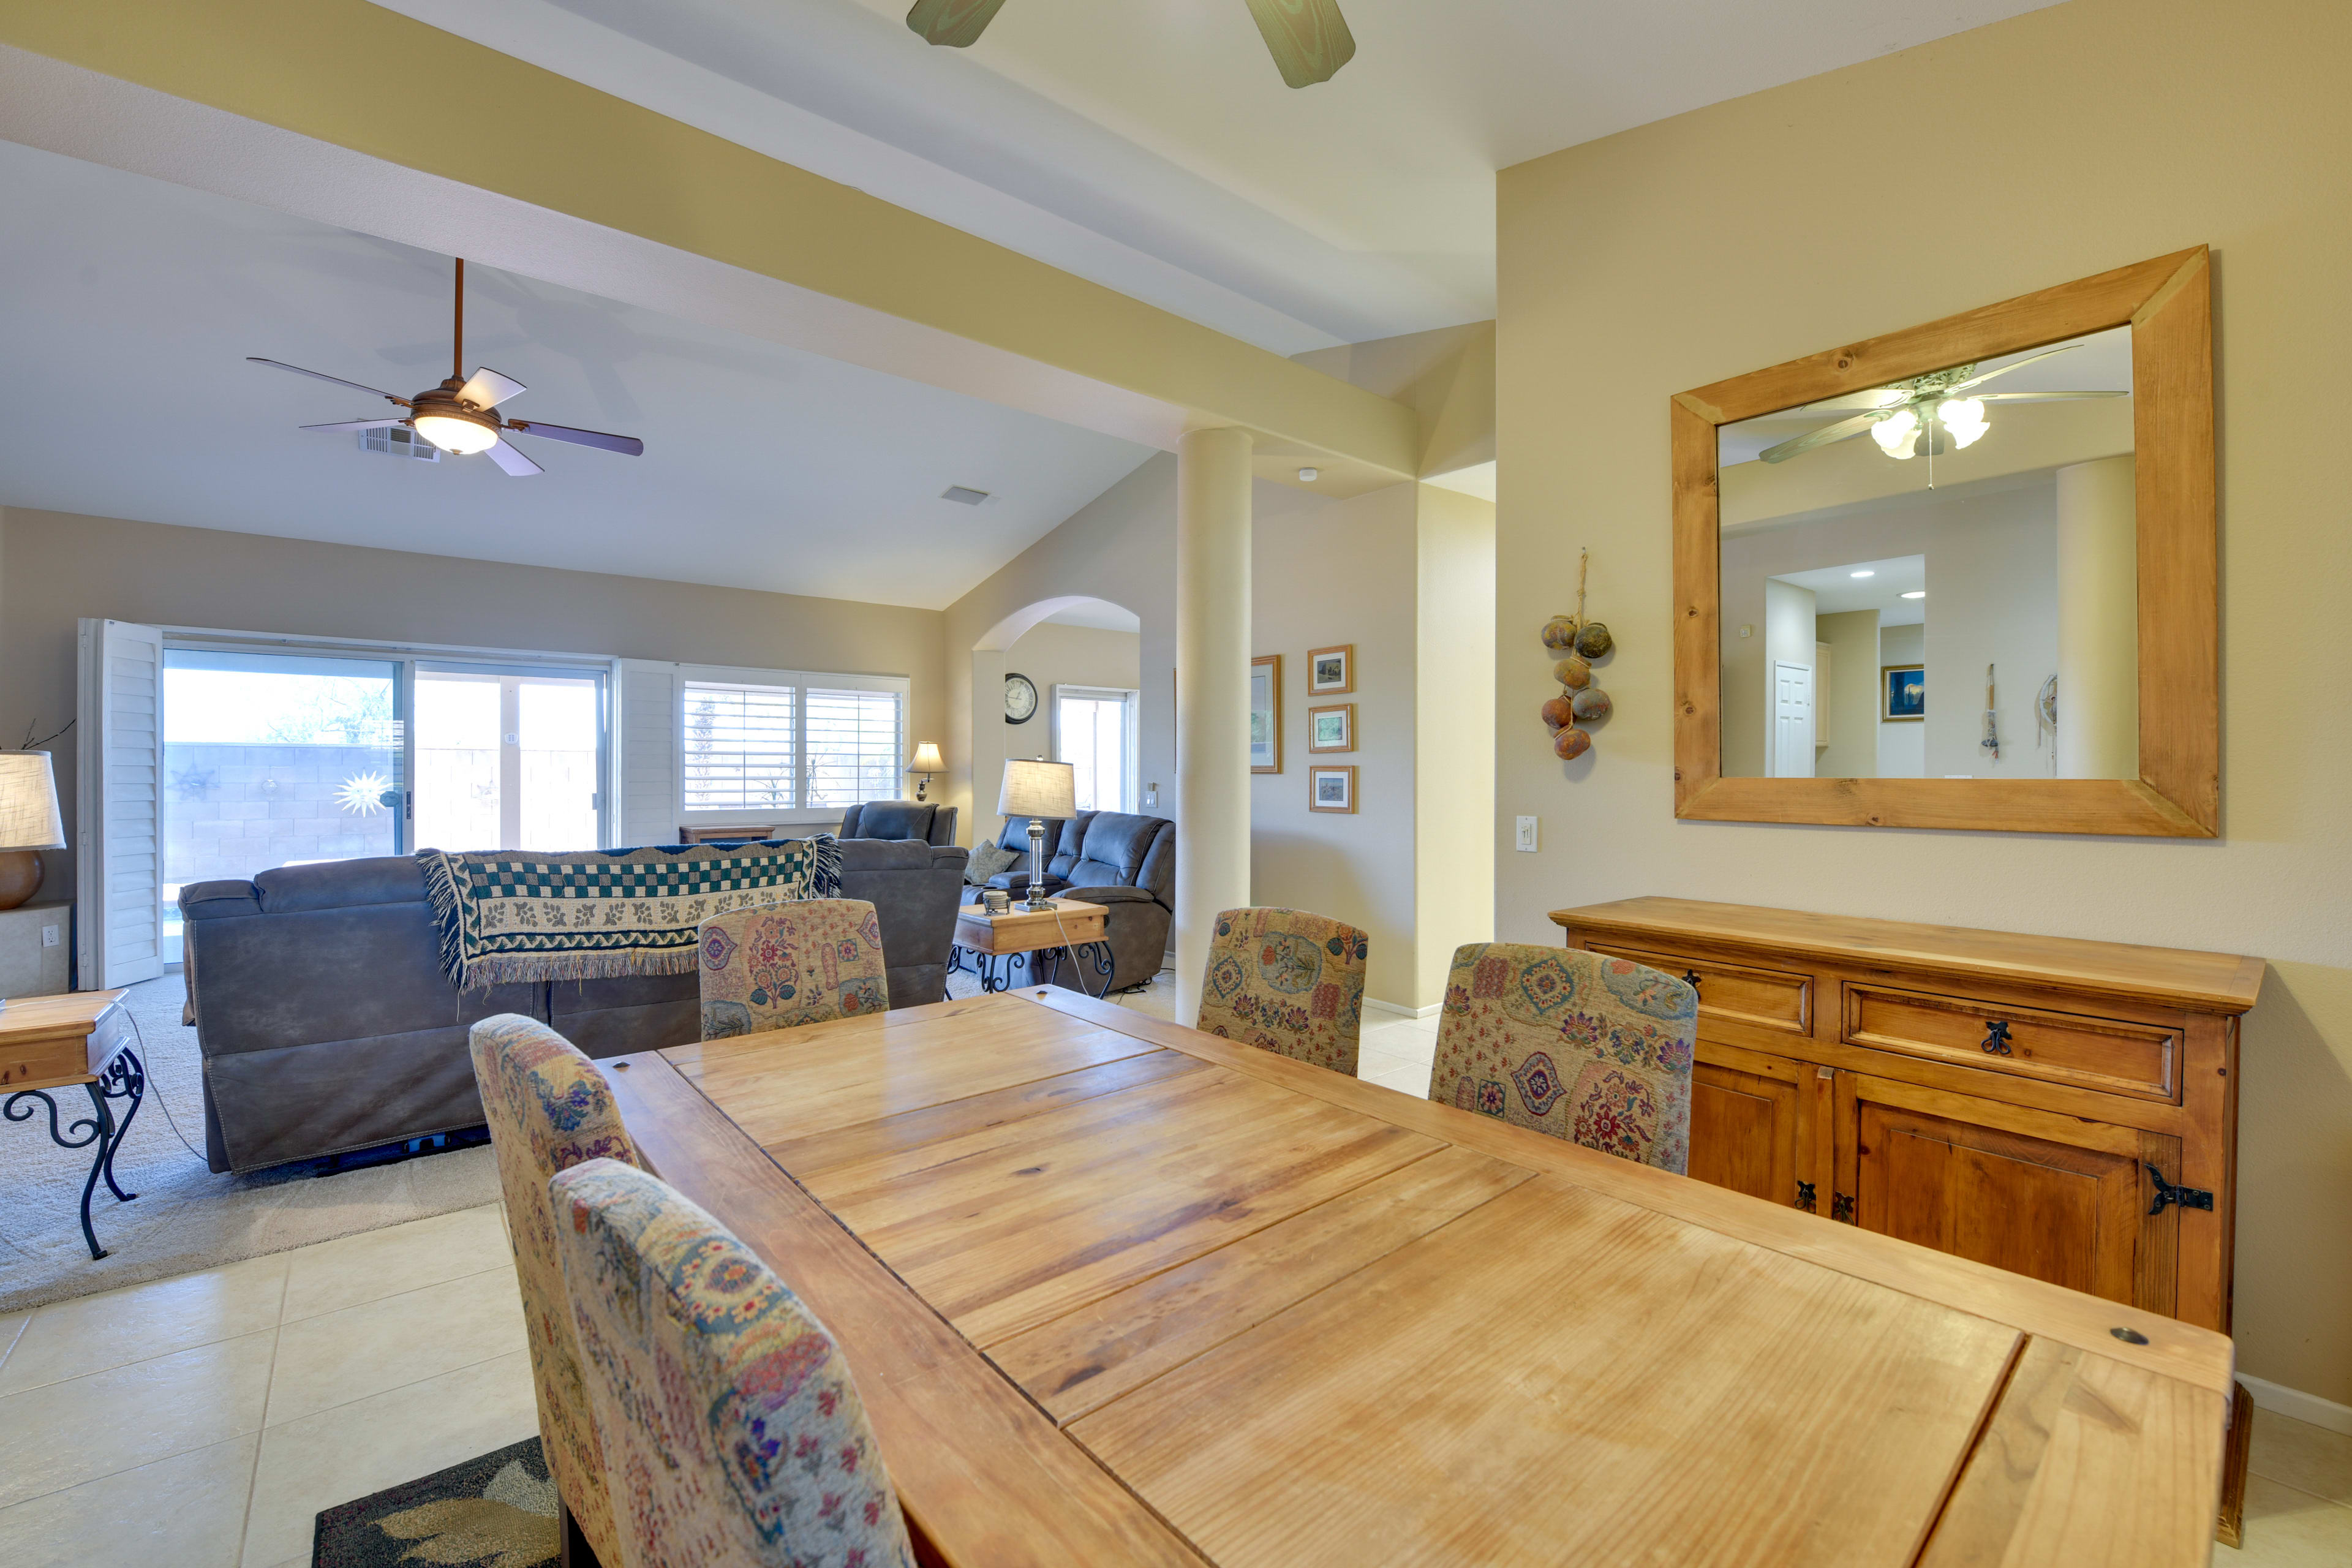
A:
1174,427,1253,1025
2055,454,2138,779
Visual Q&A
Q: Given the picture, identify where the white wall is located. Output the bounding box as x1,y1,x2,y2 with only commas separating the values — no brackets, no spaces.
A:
1876,624,1926,778
1001,620,1142,810
1815,609,1880,780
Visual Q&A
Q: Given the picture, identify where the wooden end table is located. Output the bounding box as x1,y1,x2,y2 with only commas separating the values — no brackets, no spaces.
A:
952,899,1114,998
1,990,144,1259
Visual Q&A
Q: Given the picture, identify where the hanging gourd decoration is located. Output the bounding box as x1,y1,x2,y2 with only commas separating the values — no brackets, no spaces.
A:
1540,548,1613,764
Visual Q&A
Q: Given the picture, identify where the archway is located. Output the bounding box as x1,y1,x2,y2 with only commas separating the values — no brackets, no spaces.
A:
969,595,1144,843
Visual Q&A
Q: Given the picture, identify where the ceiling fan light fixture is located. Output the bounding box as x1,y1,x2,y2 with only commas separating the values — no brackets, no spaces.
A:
1870,407,1920,458
412,412,500,455
1937,397,1989,448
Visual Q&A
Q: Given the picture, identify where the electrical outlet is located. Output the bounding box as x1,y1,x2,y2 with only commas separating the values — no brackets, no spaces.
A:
41,923,60,948
1144,783,1158,809
1515,815,1539,853
1739,624,1754,639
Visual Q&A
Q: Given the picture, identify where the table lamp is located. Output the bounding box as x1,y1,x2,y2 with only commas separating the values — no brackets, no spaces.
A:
997,758,1075,910
906,742,946,802
0,751,66,914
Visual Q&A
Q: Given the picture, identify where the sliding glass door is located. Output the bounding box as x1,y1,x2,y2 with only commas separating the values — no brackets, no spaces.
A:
413,665,603,852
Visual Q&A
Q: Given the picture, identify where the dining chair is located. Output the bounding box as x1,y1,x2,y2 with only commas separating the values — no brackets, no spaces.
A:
698,897,888,1040
467,1014,645,1568
1195,906,1371,1076
549,1156,917,1568
1428,943,1698,1174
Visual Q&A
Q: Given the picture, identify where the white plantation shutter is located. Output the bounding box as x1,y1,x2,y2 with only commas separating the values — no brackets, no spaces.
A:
76,619,165,987
803,688,902,809
614,660,680,846
682,681,797,812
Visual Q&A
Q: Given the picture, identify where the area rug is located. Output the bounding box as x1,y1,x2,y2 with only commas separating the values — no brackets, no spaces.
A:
0,972,502,1316
421,837,842,988
315,1436,559,1568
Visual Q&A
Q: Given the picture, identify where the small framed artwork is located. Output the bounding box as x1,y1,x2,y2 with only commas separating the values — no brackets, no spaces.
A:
1882,663,1926,722
1308,702,1354,753
1307,644,1354,695
1250,654,1281,773
1308,764,1357,813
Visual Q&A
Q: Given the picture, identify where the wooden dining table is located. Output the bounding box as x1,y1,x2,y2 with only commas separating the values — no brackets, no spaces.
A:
601,986,2233,1567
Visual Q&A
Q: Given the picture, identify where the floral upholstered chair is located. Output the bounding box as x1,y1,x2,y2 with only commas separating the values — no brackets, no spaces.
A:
549,1157,916,1568
1195,907,1371,1076
698,897,889,1040
467,1014,644,1568
1428,943,1698,1174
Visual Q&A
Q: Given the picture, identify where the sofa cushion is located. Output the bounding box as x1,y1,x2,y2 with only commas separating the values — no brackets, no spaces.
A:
965,839,1023,886
1065,813,1160,889
854,801,935,842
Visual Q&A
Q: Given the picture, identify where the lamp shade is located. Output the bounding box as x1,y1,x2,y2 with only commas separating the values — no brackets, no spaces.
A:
907,742,946,774
0,752,66,851
998,758,1076,819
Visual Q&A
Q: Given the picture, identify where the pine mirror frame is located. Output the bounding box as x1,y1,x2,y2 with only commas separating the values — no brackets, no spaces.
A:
1670,247,2216,837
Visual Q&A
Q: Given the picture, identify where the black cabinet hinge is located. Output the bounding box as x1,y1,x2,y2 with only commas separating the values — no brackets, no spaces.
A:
1795,1180,1817,1212
2146,1163,2214,1216
1830,1192,1857,1224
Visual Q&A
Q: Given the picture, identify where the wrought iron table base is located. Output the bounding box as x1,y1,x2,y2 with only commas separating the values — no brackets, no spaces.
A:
4,1047,146,1259
951,942,1117,1000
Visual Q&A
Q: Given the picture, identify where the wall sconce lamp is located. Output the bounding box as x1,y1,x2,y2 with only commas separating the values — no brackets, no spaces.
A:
907,742,946,801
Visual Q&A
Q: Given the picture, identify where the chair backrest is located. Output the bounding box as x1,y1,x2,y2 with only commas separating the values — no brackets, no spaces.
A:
1428,943,1697,1174
549,1158,915,1568
467,1014,643,1567
698,897,888,1039
1196,907,1370,1076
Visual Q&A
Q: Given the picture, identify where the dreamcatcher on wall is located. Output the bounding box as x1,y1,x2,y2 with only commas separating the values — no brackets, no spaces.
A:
1540,549,1614,763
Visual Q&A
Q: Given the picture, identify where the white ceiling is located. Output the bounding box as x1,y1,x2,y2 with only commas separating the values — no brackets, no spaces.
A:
1774,554,1928,626
371,0,2066,355
0,140,1154,608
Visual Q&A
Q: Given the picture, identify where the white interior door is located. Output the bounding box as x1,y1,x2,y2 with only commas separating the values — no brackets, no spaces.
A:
76,619,166,987
1771,660,1815,779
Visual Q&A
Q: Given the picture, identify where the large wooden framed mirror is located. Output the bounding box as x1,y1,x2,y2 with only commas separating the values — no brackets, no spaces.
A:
1672,248,2215,836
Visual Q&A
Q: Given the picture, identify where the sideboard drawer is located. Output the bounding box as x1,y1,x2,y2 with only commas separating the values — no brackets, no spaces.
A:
1590,944,1811,1037
1841,983,2179,1101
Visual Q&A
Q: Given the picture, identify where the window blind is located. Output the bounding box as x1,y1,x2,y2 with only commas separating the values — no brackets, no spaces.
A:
804,687,903,808
683,680,797,811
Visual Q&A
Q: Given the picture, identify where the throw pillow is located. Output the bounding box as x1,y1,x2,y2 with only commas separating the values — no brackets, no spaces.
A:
965,839,1022,886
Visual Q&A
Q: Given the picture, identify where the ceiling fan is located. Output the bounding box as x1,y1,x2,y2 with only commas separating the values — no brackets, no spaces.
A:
1758,344,2124,466
905,0,1355,89
248,258,646,477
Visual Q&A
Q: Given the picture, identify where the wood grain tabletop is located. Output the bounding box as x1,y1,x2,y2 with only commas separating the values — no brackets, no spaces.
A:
603,987,2234,1568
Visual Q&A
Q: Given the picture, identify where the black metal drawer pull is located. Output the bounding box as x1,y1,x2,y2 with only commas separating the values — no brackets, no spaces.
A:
1681,970,1703,997
1980,1019,2013,1055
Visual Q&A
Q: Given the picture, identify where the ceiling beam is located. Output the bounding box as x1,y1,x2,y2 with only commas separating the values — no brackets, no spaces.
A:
0,0,1421,484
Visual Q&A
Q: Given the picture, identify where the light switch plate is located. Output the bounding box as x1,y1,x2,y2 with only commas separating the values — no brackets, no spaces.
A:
1515,815,1539,853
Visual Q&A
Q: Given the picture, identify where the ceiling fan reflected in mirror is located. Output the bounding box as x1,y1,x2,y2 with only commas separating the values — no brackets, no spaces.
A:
905,0,1355,88
248,258,646,477
1758,344,2125,466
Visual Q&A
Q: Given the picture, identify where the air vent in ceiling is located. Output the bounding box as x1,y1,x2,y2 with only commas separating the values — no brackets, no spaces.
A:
358,425,440,461
941,486,989,505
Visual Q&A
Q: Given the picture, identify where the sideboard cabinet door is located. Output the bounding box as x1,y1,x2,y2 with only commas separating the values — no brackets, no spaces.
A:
1689,1047,1817,1211
1836,1072,2180,1314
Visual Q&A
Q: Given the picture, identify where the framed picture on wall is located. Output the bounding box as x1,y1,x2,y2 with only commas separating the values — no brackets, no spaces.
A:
1308,644,1354,695
1308,702,1354,753
1882,663,1925,722
1308,764,1356,813
1250,654,1281,773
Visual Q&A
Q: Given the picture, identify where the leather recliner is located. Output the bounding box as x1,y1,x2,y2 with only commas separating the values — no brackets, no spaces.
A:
971,810,1174,992
838,800,960,846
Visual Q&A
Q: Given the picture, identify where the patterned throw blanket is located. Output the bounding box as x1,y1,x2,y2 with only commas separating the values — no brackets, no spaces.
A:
418,837,842,988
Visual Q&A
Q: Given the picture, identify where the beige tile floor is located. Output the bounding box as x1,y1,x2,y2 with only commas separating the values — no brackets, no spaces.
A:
2,990,2343,1567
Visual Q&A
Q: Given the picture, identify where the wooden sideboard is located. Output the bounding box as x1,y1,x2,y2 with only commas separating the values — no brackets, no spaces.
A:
1549,898,2263,1335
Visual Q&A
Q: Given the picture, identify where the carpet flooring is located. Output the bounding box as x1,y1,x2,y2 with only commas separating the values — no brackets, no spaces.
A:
0,973,500,1316
312,1437,559,1568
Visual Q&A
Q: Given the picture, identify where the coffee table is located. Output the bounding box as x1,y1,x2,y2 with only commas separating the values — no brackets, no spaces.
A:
1,990,143,1259
952,899,1114,998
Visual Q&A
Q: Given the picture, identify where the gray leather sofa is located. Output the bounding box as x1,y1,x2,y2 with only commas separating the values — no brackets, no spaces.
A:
837,800,959,846
181,837,967,1172
970,810,1174,992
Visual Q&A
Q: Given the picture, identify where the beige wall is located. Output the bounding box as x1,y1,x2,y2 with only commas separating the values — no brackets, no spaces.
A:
1415,485,1498,1004
1000,620,1143,807
0,506,947,888
1496,0,2352,1406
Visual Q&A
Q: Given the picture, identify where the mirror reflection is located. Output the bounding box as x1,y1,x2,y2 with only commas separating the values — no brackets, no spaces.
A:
1716,325,2136,781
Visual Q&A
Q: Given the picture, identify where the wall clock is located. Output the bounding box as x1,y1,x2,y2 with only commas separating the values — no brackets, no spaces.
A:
1004,672,1039,725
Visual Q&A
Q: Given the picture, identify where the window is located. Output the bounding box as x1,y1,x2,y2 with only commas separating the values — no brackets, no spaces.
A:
683,681,797,812
1056,687,1136,813
805,687,903,807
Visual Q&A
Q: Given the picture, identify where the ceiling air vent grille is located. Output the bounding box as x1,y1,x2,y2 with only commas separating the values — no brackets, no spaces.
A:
941,486,989,505
359,426,440,461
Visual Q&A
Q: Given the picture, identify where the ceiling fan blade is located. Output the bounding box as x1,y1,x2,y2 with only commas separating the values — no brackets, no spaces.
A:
484,439,545,477
1758,412,1880,464
506,420,645,456
458,366,528,410
905,0,1008,47
1242,0,1356,88
1945,343,2081,394
299,418,406,432
1969,390,2130,403
249,357,409,405
1793,388,1907,414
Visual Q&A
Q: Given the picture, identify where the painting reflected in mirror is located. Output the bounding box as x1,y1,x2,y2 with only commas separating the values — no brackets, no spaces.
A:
1714,325,2137,782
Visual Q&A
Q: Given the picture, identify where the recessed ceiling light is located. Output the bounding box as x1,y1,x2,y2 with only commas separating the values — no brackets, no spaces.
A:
941,486,989,505
1850,570,1875,578
1298,467,1320,483
1902,590,1926,600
